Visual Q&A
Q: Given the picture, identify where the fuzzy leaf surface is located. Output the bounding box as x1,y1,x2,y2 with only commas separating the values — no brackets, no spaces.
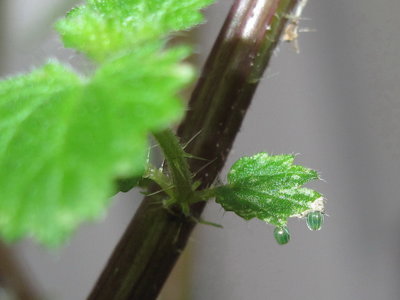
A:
0,46,191,244
216,153,322,227
56,0,214,61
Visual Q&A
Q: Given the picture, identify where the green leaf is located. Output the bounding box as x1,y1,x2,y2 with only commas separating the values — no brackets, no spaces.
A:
0,45,192,245
0,0,214,245
216,153,323,227
56,0,214,61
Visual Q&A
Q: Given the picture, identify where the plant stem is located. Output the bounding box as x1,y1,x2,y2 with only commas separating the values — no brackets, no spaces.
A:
153,129,196,213
88,1,299,299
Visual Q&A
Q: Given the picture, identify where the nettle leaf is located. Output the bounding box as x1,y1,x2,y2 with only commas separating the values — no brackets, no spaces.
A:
0,0,214,245
56,0,214,61
0,46,192,245
216,153,322,227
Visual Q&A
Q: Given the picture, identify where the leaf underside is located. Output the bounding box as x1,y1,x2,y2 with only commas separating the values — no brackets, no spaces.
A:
0,0,214,245
216,153,322,227
57,0,215,61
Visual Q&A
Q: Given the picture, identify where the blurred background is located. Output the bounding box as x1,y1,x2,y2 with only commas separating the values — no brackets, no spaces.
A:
1,0,400,299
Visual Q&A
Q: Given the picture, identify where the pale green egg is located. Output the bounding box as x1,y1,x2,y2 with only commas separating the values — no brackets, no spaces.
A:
306,211,324,231
274,226,290,245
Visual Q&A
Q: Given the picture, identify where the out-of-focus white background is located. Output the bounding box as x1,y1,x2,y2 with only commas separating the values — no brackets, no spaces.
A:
1,0,400,299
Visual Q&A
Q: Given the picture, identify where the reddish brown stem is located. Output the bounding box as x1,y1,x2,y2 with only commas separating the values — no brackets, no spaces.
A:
88,1,299,299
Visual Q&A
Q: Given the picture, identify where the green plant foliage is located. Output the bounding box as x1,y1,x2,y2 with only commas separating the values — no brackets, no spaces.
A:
56,0,214,61
0,0,216,244
0,45,192,244
216,153,322,227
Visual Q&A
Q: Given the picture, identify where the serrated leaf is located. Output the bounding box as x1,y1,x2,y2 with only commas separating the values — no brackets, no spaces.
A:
216,153,322,227
56,0,215,61
0,46,191,245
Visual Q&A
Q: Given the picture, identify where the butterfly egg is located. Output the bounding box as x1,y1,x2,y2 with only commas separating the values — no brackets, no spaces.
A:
306,211,324,231
274,226,290,245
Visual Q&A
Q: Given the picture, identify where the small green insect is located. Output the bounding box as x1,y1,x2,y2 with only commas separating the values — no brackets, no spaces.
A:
274,226,290,245
306,211,324,231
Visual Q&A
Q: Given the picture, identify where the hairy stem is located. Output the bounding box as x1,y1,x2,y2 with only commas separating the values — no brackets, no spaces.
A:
88,1,299,299
153,129,195,213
